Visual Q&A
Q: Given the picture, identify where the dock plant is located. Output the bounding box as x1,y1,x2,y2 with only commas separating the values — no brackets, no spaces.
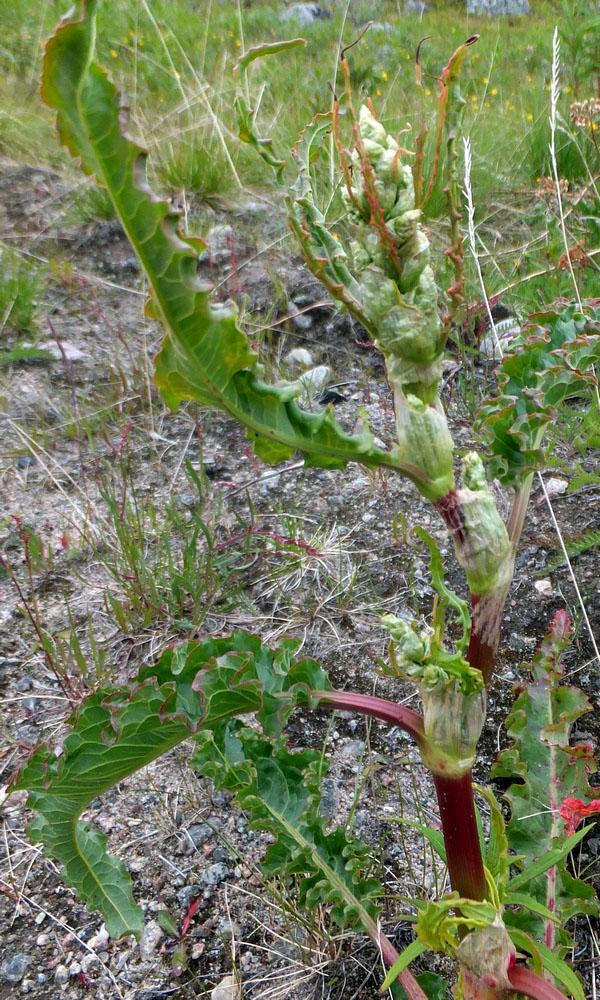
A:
12,2,600,998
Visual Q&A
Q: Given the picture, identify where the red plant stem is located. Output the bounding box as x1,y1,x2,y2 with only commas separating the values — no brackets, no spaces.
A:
311,689,425,745
508,964,571,1000
315,691,486,901
433,771,486,902
435,490,506,685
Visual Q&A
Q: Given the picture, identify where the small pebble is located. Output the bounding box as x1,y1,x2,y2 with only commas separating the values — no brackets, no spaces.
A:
211,974,240,1000
298,365,331,393
186,822,212,847
200,862,230,887
15,676,34,692
138,920,164,960
284,347,313,370
54,965,69,985
0,954,32,984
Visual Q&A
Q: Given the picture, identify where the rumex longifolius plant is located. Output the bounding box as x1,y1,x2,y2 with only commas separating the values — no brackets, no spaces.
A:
11,3,600,999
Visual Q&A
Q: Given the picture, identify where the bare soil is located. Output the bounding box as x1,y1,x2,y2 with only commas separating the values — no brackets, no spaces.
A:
1,161,599,1000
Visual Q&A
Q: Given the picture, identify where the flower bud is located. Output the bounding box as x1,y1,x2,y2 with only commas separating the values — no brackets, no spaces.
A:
394,394,455,502
454,453,511,595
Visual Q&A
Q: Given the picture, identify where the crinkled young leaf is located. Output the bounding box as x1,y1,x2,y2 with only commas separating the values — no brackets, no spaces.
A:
492,611,600,954
14,633,330,938
477,303,600,485
41,0,426,483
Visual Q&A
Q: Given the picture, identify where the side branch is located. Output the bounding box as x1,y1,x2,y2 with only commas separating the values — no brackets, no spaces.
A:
311,689,424,745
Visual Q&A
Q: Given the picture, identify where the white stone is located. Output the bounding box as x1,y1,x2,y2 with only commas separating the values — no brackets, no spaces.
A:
534,579,553,596
139,919,164,960
284,347,313,370
544,477,568,497
211,974,241,1000
297,365,331,394
87,924,110,951
37,341,88,361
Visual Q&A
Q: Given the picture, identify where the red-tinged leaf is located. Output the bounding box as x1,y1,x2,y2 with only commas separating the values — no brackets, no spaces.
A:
492,614,600,957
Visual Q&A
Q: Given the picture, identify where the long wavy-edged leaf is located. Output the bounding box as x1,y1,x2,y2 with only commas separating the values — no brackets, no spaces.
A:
14,633,330,938
492,612,599,955
41,0,426,484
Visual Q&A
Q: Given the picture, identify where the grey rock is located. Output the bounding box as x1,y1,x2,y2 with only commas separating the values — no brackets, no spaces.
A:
284,347,313,370
291,305,314,330
176,885,202,909
16,456,35,469
0,954,32,984
187,822,213,847
139,920,164,960
213,846,228,863
54,965,69,985
198,224,235,265
319,777,338,819
298,365,331,394
22,696,39,712
339,739,366,761
280,3,331,26
217,917,240,941
200,862,230,887
466,0,529,13
211,789,231,808
211,975,240,1000
37,340,89,361
15,675,33,692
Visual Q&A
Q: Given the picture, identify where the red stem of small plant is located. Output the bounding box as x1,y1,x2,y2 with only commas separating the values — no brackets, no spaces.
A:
433,771,487,901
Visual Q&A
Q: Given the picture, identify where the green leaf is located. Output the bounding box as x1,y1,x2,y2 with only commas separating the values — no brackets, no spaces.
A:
380,939,428,992
506,825,592,892
193,722,384,932
157,910,179,935
236,37,307,72
14,633,330,938
41,0,425,485
473,784,509,894
477,304,600,486
509,928,585,1000
504,892,561,924
392,817,447,863
492,612,600,951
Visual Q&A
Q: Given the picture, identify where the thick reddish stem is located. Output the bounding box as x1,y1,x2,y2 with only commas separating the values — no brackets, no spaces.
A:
311,689,425,744
435,490,507,685
508,964,571,1000
433,771,486,901
465,595,498,686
